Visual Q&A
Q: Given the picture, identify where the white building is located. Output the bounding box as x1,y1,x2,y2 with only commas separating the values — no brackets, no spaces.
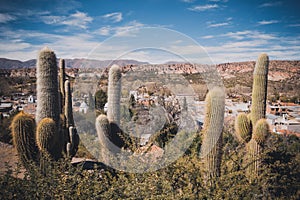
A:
79,102,88,114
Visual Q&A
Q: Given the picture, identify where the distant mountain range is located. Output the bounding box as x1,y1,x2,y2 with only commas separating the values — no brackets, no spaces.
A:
0,58,149,69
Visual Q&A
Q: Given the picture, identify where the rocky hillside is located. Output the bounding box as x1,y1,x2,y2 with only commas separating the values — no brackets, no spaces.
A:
217,60,300,81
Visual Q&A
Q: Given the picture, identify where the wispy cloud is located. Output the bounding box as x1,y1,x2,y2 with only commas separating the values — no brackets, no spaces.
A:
208,0,228,2
222,30,276,40
208,22,229,28
259,1,282,8
180,0,195,3
188,4,219,11
42,11,93,29
288,24,300,27
0,13,16,23
102,12,123,23
258,20,280,25
95,21,145,37
202,35,214,39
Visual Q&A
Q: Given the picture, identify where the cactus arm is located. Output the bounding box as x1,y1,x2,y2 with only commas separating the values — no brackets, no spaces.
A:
107,64,121,125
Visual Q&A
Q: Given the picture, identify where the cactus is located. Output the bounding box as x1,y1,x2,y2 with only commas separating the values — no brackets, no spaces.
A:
107,64,121,125
235,113,251,143
36,47,60,126
252,119,270,145
201,86,225,184
96,65,132,162
234,53,270,181
36,118,62,160
246,119,270,182
251,53,269,126
96,115,111,163
63,79,79,157
11,112,39,168
11,48,80,169
59,59,66,114
67,126,79,157
65,80,74,127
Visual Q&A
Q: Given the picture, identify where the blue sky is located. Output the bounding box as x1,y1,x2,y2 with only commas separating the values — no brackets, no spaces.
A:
0,0,299,64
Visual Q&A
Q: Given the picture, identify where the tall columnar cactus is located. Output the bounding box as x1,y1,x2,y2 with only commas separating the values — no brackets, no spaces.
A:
107,64,121,125
36,118,62,160
235,53,270,180
36,47,59,126
201,86,225,184
235,113,252,143
65,80,74,127
251,53,269,126
11,47,79,169
96,65,129,162
11,112,39,168
59,59,66,114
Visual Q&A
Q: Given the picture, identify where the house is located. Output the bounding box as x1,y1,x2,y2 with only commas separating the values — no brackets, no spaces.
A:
79,101,88,114
0,102,13,113
28,95,36,103
0,102,13,117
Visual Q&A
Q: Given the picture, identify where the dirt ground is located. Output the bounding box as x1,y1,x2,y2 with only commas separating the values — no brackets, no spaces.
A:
0,142,25,178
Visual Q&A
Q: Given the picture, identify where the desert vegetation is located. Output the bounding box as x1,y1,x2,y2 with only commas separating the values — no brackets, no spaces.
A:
0,49,299,199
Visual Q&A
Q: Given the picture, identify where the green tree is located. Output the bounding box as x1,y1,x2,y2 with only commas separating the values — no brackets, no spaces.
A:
88,92,95,111
129,94,136,108
95,90,107,111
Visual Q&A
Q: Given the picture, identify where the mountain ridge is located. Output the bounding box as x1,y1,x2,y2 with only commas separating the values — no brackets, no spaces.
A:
0,58,149,69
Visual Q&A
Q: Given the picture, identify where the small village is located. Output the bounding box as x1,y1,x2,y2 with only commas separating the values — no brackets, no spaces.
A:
1,75,300,138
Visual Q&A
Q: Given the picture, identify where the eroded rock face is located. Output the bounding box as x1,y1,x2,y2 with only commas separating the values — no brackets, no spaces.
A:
216,60,300,81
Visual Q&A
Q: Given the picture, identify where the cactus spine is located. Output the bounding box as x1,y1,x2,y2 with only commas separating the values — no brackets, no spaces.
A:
201,86,225,184
11,112,39,168
107,64,121,125
36,47,60,126
234,53,270,180
251,53,269,126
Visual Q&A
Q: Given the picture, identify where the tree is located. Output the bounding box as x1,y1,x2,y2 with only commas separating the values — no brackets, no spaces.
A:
95,90,107,111
129,94,136,108
88,92,95,111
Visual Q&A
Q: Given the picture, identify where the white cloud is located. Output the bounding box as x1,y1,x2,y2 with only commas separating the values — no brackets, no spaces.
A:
97,27,112,36
188,4,219,11
258,20,280,25
95,21,145,37
202,35,214,39
1,25,299,64
42,11,93,29
259,1,282,8
208,22,229,27
288,24,300,27
181,0,195,3
223,30,276,40
102,12,123,23
0,13,16,23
